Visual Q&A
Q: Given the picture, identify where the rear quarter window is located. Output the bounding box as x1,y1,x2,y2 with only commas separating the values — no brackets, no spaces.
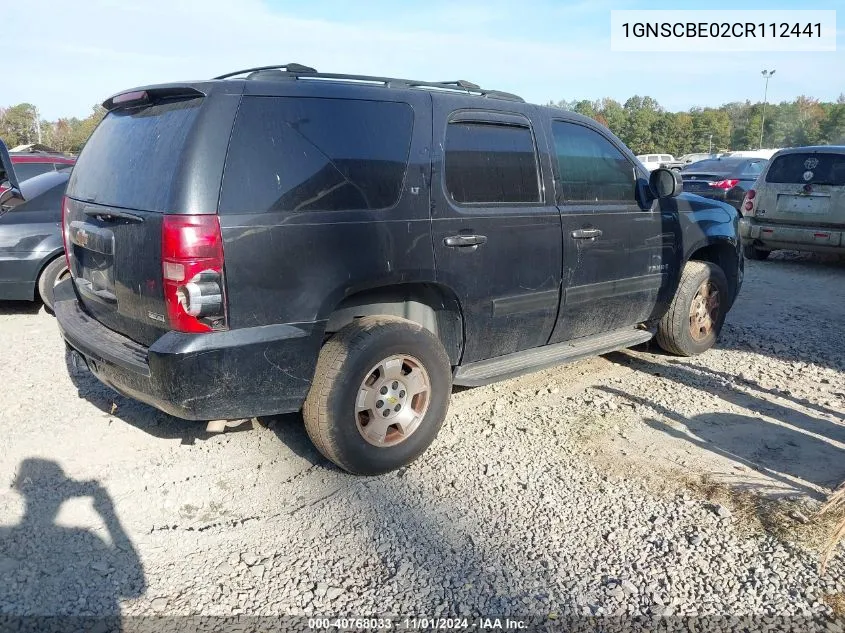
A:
219,97,414,214
67,98,203,212
766,153,845,186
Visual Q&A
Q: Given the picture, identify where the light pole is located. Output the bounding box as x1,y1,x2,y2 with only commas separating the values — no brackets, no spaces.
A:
760,69,776,149
708,134,713,154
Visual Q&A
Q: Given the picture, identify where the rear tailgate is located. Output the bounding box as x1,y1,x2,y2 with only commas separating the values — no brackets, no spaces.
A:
64,199,169,346
757,151,845,227
65,91,232,347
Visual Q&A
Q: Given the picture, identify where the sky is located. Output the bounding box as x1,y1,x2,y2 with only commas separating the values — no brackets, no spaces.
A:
2,0,842,121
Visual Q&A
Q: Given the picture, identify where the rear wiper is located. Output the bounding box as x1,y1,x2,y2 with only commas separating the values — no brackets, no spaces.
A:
84,208,144,223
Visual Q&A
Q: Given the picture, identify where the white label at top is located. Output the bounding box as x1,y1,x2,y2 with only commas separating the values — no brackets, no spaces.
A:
610,10,837,52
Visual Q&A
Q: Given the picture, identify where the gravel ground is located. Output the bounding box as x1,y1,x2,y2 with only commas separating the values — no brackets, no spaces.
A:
0,252,844,626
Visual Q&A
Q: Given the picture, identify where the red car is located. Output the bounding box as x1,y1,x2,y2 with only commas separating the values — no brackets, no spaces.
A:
0,152,75,194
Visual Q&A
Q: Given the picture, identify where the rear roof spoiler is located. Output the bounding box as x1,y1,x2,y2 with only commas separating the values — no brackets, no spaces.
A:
102,85,207,111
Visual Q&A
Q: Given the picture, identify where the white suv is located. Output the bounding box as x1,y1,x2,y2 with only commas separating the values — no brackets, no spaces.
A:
636,154,676,171
739,146,845,259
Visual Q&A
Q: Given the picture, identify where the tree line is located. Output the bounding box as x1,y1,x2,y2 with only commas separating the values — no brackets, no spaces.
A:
550,94,845,156
0,103,105,154
2,94,845,157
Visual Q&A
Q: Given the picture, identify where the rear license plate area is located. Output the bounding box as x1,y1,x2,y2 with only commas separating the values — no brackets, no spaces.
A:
69,222,117,304
776,195,830,215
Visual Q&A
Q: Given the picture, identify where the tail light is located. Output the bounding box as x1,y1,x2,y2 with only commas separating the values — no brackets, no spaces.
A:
741,189,757,216
61,195,71,270
161,214,227,333
708,179,739,190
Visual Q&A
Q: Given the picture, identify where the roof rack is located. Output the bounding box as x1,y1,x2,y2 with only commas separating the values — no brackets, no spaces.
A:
213,64,524,102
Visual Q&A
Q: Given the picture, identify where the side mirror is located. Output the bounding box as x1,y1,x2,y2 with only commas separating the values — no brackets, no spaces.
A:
0,185,25,212
0,139,21,192
649,168,683,199
0,139,25,211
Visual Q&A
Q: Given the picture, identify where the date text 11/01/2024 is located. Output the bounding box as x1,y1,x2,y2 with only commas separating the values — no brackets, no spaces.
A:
308,617,528,630
621,22,822,38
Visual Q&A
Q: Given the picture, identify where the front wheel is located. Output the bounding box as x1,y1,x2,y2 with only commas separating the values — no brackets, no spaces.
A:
38,257,69,313
656,261,729,357
303,316,452,475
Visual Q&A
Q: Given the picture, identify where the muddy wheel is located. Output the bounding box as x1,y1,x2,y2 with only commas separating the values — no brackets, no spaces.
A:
303,316,452,475
656,261,729,357
38,257,69,313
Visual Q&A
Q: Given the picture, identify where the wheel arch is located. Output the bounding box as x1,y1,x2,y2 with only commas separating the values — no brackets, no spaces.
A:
685,238,741,307
323,283,465,365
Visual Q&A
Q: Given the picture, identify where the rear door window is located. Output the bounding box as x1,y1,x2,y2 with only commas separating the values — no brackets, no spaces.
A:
67,98,203,211
552,121,636,203
444,122,540,204
766,153,845,186
220,97,414,214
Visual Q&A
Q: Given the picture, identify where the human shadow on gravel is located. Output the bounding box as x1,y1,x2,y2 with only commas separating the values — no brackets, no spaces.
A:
0,458,146,622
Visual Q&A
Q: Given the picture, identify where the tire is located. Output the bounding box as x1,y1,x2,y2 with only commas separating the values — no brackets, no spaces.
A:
656,260,729,357
37,257,69,313
742,243,771,260
303,316,452,475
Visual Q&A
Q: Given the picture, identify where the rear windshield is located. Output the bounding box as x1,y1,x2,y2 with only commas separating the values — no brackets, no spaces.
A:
219,97,413,214
765,152,845,186
684,159,743,173
67,98,202,211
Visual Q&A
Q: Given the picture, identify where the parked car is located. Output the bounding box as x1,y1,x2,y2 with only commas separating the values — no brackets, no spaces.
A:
636,153,685,172
681,157,767,212
0,151,74,196
0,141,71,311
55,65,743,475
721,149,782,160
739,146,845,260
678,153,719,165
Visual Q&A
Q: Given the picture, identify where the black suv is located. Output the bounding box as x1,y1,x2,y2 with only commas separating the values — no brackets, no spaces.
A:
55,65,743,475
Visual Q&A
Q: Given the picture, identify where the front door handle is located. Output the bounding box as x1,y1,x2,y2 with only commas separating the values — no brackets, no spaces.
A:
571,228,603,240
444,234,488,248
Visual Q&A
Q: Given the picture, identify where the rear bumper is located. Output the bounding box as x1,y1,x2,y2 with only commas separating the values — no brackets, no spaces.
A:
739,218,844,253
54,280,324,420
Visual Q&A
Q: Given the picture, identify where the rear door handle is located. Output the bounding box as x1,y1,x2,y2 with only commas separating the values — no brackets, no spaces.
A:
444,234,488,248
571,228,603,240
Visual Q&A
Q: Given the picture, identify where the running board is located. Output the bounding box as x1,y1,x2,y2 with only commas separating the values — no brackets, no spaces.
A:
453,327,654,387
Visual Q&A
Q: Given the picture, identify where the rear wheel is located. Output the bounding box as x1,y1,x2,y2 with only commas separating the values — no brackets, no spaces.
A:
38,257,69,313
656,261,729,357
303,316,452,475
742,243,771,260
